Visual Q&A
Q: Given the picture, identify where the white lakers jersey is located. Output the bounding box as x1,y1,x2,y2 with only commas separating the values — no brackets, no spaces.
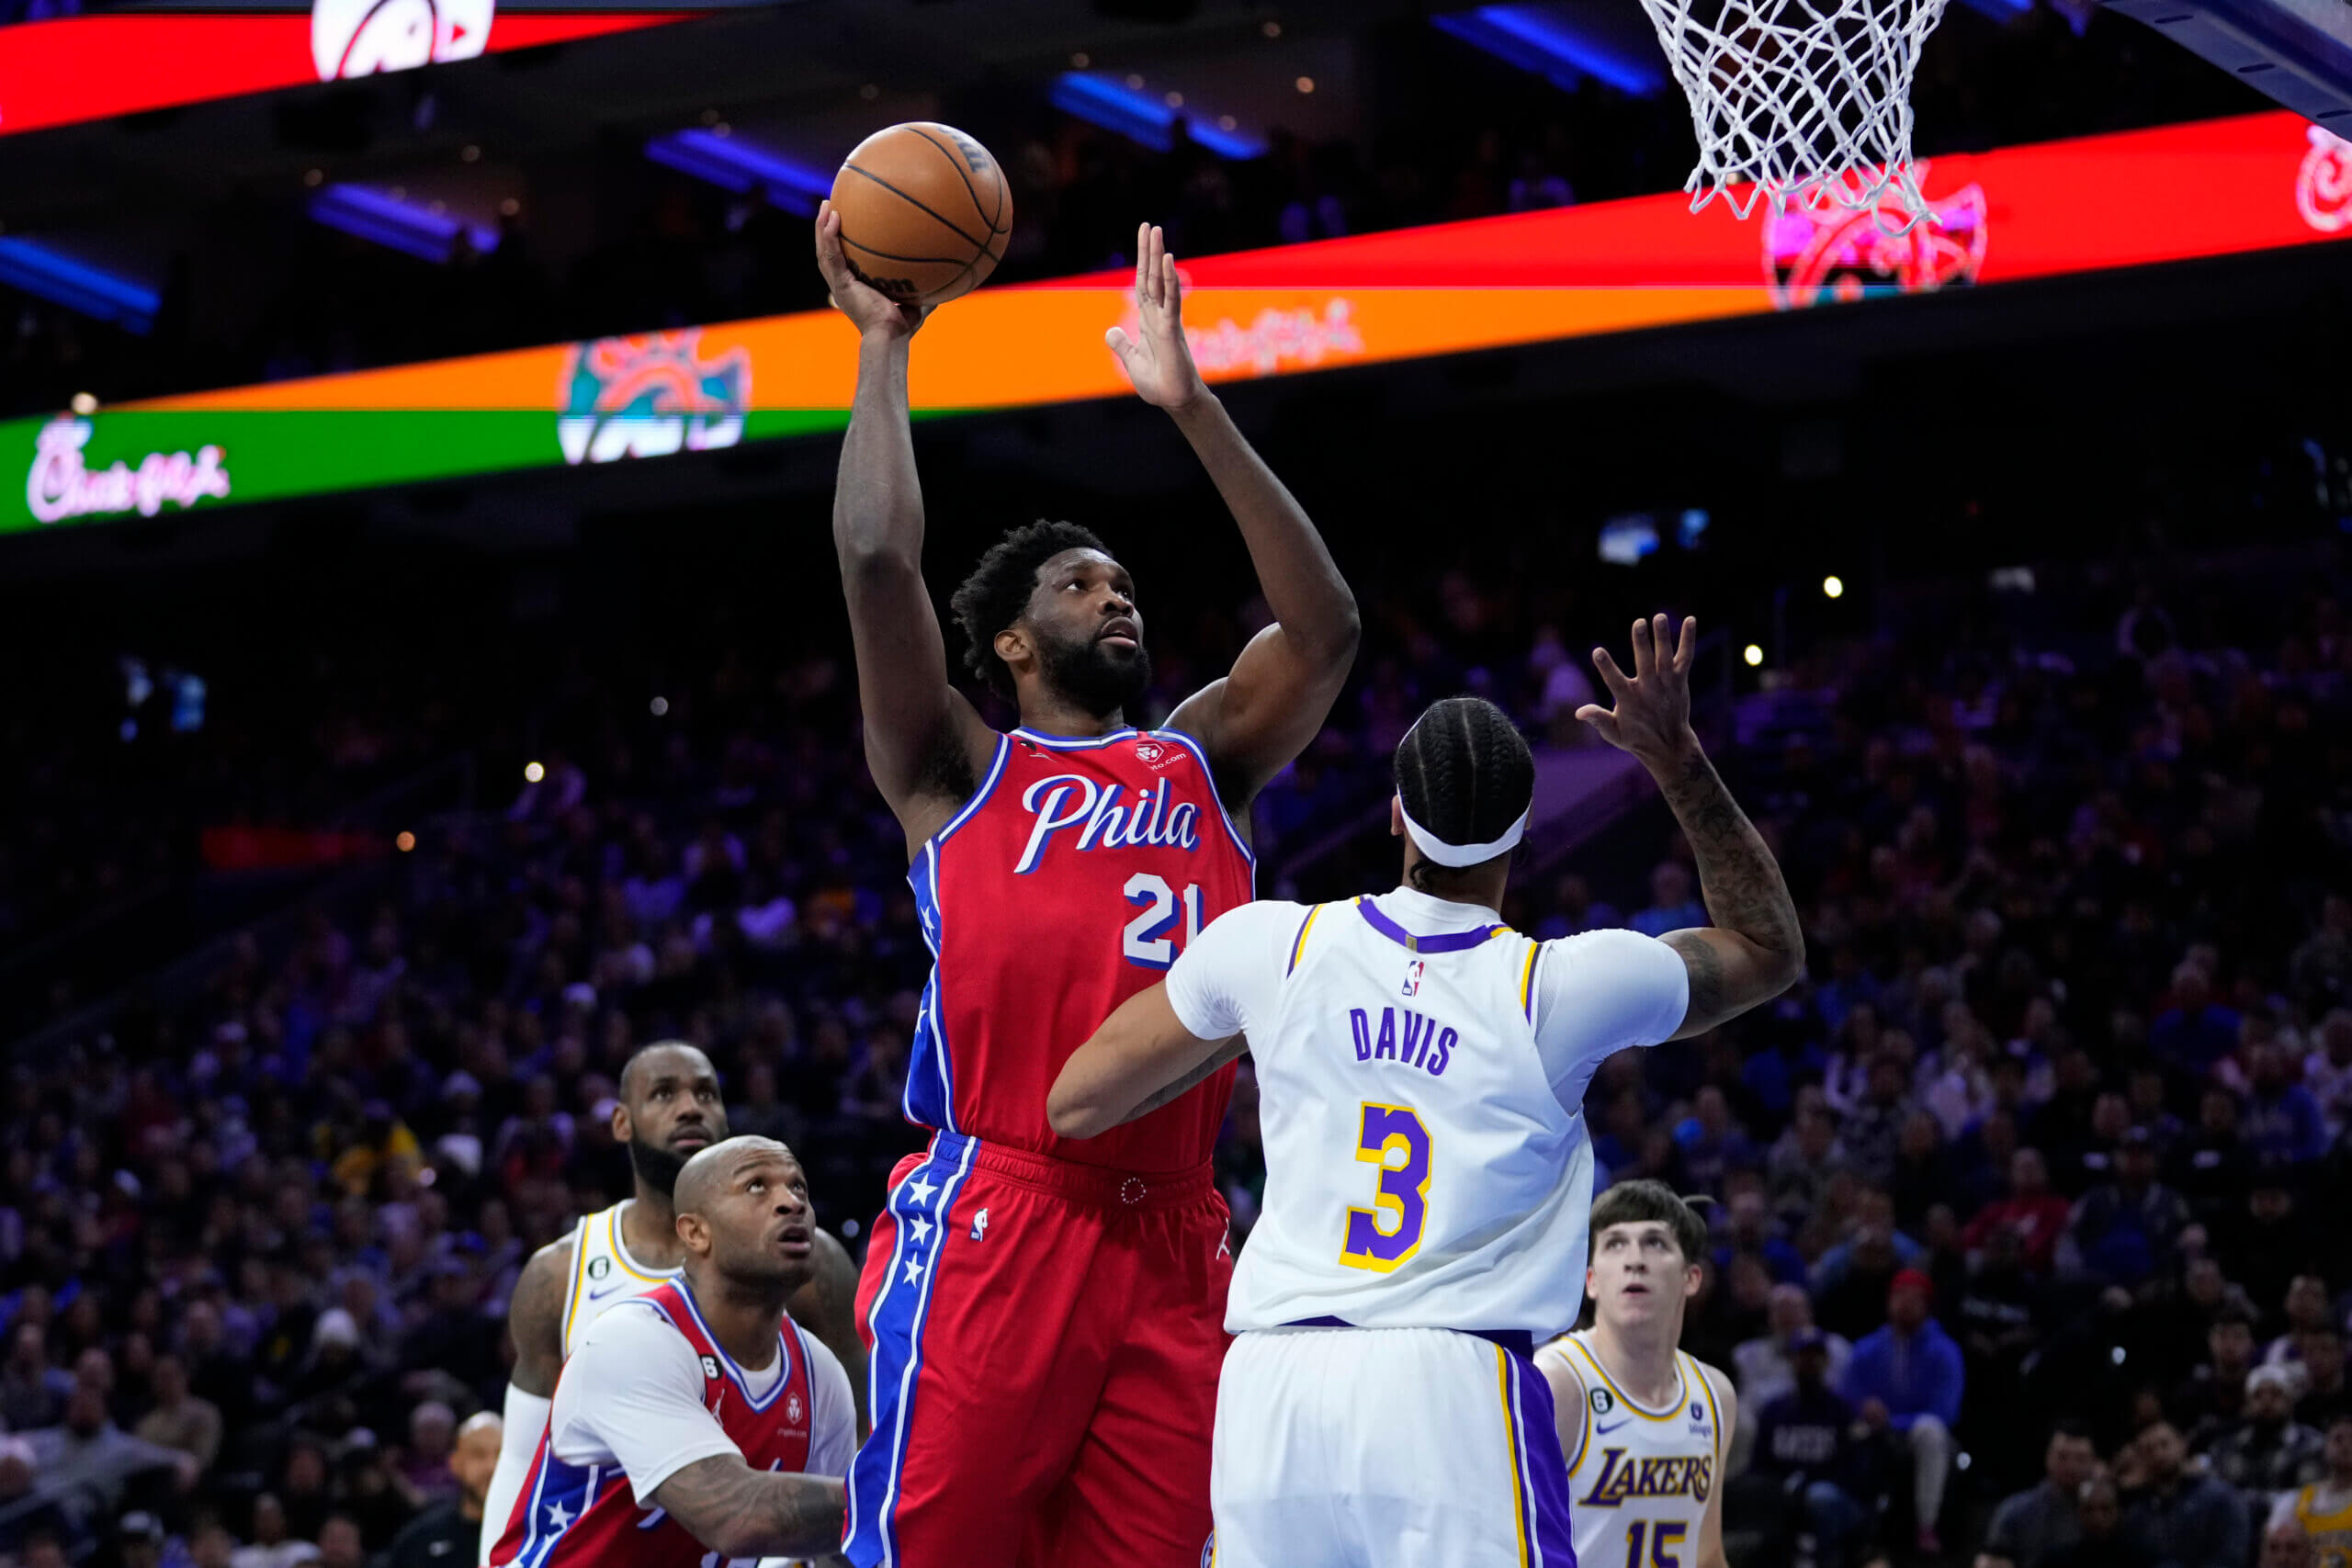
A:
1540,1331,1724,1568
558,1200,683,1360
1163,886,1690,1340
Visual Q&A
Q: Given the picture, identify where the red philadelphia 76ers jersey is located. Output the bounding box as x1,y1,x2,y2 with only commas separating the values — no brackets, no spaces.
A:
904,725,1255,1169
489,1280,817,1568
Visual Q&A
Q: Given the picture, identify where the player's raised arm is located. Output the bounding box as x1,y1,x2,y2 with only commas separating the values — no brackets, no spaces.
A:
647,1453,847,1561
817,202,997,847
1576,615,1805,1038
1111,223,1359,806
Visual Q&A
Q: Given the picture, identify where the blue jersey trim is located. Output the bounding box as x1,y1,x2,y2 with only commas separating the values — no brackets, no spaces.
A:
843,1135,980,1568
649,1285,793,1412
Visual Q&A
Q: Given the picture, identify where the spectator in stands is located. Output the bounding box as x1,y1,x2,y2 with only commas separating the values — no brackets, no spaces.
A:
1816,1194,1917,1341
1631,860,1707,937
1962,1147,2073,1275
1841,1054,1915,1190
131,1355,220,1476
1978,1424,2099,1568
2,1324,71,1432
2172,1087,2256,1226
1737,1283,1856,1415
2303,1011,2352,1137
2153,963,2243,1100
2122,1421,2249,1568
2206,1364,2325,1503
2241,1043,2328,1168
2067,1128,2190,1284
2046,1476,2160,1568
1749,1331,1868,1568
2263,1278,2334,1370
1843,1269,1965,1556
379,1412,500,1568
23,1383,190,1528
316,1515,363,1568
2177,1307,2260,1438
2294,1327,2352,1430
231,1495,314,1568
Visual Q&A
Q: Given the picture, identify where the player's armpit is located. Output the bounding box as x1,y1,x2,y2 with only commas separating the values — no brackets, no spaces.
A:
1659,927,1799,1042
648,1454,847,1562
1048,984,1229,1140
1536,1347,1589,1473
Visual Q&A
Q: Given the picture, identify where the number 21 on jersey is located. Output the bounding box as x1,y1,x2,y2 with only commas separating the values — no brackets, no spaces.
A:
1121,874,1203,969
1339,1103,1431,1271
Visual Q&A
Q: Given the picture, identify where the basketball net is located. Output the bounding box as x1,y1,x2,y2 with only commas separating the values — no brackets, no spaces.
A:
1636,0,1955,232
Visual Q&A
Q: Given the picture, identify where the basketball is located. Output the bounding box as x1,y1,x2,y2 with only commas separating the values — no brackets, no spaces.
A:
830,122,1013,308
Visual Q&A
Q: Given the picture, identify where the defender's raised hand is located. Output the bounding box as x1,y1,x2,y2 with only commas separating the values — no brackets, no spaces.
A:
815,200,927,342
1106,222,1208,412
1577,613,1700,763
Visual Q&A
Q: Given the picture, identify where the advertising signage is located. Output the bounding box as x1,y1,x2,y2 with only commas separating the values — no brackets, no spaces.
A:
5,110,2346,536
0,6,690,138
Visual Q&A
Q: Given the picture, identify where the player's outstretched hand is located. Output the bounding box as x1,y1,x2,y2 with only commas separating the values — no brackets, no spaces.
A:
815,201,927,342
1576,613,1701,765
1106,222,1208,412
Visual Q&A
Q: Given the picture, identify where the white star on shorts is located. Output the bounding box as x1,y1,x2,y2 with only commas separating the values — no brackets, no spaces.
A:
902,1254,926,1286
903,1173,937,1208
909,1216,933,1246
545,1497,573,1531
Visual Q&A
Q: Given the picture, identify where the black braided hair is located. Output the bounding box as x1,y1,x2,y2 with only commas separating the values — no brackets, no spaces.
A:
1392,695,1534,891
948,520,1110,699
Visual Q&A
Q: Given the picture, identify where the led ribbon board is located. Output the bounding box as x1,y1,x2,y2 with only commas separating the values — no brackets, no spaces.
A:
5,110,2346,535
0,8,690,138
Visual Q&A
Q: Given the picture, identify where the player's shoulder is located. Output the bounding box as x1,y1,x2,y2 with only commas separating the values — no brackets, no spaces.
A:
1686,1353,1737,1427
1533,1330,1592,1383
514,1224,585,1313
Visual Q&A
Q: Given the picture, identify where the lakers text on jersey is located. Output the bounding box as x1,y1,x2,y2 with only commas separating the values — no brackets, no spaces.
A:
1542,1333,1723,1568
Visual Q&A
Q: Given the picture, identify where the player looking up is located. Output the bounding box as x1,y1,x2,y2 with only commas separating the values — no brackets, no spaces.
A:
488,1136,854,1568
1049,614,1800,1567
816,209,1358,1568
1539,1182,1735,1568
482,1042,865,1565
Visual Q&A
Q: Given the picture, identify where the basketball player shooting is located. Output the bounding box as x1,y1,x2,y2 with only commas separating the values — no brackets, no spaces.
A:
1537,1182,1735,1568
814,209,1359,1568
487,1135,855,1568
482,1042,866,1566
1048,615,1799,1567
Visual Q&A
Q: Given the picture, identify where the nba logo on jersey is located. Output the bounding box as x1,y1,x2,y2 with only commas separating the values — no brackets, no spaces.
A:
1401,959,1425,997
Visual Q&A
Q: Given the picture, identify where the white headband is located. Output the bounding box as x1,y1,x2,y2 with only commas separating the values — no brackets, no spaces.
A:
1398,800,1530,868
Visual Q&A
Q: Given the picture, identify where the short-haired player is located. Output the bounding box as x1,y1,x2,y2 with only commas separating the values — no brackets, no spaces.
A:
1538,1181,1734,1568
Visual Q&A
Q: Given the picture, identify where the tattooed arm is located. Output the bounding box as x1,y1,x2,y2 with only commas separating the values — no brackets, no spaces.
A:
649,1455,847,1561
1576,615,1804,1040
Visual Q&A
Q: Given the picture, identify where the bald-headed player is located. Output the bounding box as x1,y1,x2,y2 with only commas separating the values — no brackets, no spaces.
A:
491,1135,854,1568
482,1043,865,1564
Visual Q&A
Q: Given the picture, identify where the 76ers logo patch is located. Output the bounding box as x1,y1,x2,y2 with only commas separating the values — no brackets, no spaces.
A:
786,1392,804,1426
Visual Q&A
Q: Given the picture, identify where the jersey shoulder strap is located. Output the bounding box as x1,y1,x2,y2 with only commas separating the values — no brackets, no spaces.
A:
1284,897,1353,978
557,1211,598,1354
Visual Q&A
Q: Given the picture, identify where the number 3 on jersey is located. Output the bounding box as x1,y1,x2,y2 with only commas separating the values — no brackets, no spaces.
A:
1122,874,1203,969
1339,1103,1431,1272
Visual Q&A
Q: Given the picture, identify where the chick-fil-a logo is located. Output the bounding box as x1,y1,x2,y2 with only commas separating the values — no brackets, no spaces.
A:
26,418,231,525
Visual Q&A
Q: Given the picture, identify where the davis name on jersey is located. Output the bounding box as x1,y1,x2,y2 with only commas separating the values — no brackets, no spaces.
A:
1346,1006,1457,1076
908,727,1253,1169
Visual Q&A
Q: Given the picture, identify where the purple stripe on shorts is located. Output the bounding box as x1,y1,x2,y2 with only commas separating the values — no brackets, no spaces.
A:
1509,1350,1580,1567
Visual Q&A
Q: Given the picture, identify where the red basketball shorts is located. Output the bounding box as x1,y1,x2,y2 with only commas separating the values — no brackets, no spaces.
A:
842,1130,1235,1568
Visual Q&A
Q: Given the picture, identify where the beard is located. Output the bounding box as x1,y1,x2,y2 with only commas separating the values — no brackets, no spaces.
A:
628,1136,690,1199
1036,626,1152,717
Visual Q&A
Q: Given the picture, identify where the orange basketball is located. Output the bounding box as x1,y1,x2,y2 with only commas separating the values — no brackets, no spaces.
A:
831,123,1013,309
